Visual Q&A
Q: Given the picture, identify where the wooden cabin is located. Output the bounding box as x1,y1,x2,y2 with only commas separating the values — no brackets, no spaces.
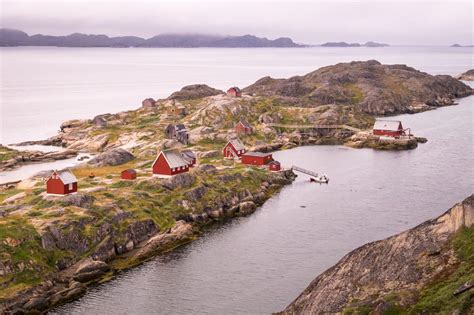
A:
373,120,405,137
181,150,197,167
241,152,273,166
142,98,156,108
235,119,253,135
227,87,242,97
268,161,281,171
46,170,78,195
121,169,137,180
152,149,189,177
165,124,190,144
223,138,246,158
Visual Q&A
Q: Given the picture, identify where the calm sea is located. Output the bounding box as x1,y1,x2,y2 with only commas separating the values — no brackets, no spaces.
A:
1,46,472,144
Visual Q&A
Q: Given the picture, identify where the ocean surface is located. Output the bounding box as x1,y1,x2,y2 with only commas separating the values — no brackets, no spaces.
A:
0,46,472,314
1,46,472,144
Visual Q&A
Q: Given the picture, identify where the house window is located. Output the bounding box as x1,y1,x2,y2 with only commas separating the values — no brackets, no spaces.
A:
69,183,73,190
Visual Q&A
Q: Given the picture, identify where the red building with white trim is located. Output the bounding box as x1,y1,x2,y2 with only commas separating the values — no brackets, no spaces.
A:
268,160,281,171
227,87,242,97
373,120,405,137
223,138,246,158
121,169,137,180
235,119,253,135
46,170,78,195
241,152,273,166
152,149,190,177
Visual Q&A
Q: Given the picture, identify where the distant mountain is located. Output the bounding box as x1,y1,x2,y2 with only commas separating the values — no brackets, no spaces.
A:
0,28,302,48
320,41,389,47
451,43,474,47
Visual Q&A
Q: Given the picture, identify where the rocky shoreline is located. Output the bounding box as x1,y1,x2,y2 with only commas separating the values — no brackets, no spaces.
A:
0,169,296,314
283,194,474,314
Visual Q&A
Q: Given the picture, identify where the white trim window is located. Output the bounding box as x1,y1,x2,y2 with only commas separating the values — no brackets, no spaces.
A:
69,183,73,190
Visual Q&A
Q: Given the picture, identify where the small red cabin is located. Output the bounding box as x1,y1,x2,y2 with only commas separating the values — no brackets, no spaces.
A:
373,120,405,137
268,161,281,171
152,149,189,177
181,150,197,167
235,119,253,135
121,169,137,180
227,87,242,98
46,170,78,195
241,152,273,166
223,138,246,158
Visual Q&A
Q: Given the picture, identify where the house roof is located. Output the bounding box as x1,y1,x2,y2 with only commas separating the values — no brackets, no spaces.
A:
269,160,280,165
122,169,136,174
55,171,77,185
154,149,188,169
237,119,251,128
227,138,245,151
373,120,402,131
243,151,272,158
228,86,241,92
181,150,196,159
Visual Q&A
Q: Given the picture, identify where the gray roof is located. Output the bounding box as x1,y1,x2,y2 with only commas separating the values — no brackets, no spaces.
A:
373,120,402,131
161,149,188,168
243,151,272,157
238,119,251,128
181,150,196,159
57,171,77,185
228,138,245,151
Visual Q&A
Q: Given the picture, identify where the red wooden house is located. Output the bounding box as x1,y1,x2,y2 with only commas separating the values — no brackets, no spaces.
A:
373,120,405,137
46,170,78,195
241,152,273,166
181,150,197,167
227,87,242,97
223,138,246,158
235,119,253,135
121,169,137,180
152,149,189,177
268,160,281,171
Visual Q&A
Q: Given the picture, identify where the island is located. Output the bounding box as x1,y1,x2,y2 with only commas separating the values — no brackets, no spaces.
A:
283,194,473,314
457,69,474,81
0,28,302,48
320,41,389,47
0,60,472,313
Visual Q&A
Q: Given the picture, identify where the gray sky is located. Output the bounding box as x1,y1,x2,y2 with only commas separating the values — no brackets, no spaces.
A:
1,0,472,45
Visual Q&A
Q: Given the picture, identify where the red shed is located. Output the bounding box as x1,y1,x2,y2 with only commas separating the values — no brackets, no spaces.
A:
227,87,242,97
268,160,281,171
241,152,273,166
373,120,405,137
235,119,253,135
223,138,246,158
181,150,197,167
121,169,137,180
152,149,189,177
46,170,78,195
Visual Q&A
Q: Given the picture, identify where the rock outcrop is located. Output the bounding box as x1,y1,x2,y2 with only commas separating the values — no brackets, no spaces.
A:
168,84,223,101
244,60,472,115
457,69,474,81
283,194,473,314
87,148,134,166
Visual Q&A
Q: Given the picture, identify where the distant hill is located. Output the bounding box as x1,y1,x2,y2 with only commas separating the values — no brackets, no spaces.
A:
451,43,474,47
320,41,389,47
0,28,302,48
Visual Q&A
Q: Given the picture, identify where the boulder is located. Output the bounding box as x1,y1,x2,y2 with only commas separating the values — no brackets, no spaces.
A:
60,194,94,208
87,148,134,166
185,186,208,201
168,84,223,101
91,115,107,128
197,164,217,174
142,98,156,108
75,259,110,275
162,173,195,190
238,201,257,215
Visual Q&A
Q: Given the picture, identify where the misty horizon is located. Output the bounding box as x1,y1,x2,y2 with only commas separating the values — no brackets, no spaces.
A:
1,0,472,46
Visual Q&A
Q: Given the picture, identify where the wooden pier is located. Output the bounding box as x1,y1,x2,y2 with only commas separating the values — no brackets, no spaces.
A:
291,166,319,177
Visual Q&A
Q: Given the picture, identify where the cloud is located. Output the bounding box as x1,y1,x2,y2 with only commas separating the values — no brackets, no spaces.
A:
1,0,472,45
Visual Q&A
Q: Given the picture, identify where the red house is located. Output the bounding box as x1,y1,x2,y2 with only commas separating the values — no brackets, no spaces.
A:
227,87,242,97
223,138,246,158
181,150,197,167
46,170,78,195
373,120,405,137
241,152,273,166
268,161,281,171
152,149,189,177
121,169,137,180
235,119,253,135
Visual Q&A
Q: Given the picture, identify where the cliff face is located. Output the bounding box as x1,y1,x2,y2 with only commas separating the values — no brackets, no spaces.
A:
244,60,473,115
284,194,474,314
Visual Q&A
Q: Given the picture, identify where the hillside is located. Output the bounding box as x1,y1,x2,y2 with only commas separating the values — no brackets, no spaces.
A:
0,29,302,48
244,60,472,115
283,195,473,314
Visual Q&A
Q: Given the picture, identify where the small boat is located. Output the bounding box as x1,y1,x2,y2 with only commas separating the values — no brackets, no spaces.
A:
310,174,329,183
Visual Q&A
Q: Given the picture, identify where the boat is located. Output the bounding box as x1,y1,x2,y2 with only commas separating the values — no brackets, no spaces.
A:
310,174,329,183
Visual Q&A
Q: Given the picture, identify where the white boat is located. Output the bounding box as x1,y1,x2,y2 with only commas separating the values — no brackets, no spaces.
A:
310,174,329,183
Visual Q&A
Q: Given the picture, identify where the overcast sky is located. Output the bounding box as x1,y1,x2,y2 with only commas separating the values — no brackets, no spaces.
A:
1,0,472,45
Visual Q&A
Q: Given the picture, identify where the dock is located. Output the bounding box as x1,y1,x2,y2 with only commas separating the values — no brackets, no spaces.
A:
291,166,319,177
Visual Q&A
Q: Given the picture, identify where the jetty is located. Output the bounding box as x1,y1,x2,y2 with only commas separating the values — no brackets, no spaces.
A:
291,166,319,177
